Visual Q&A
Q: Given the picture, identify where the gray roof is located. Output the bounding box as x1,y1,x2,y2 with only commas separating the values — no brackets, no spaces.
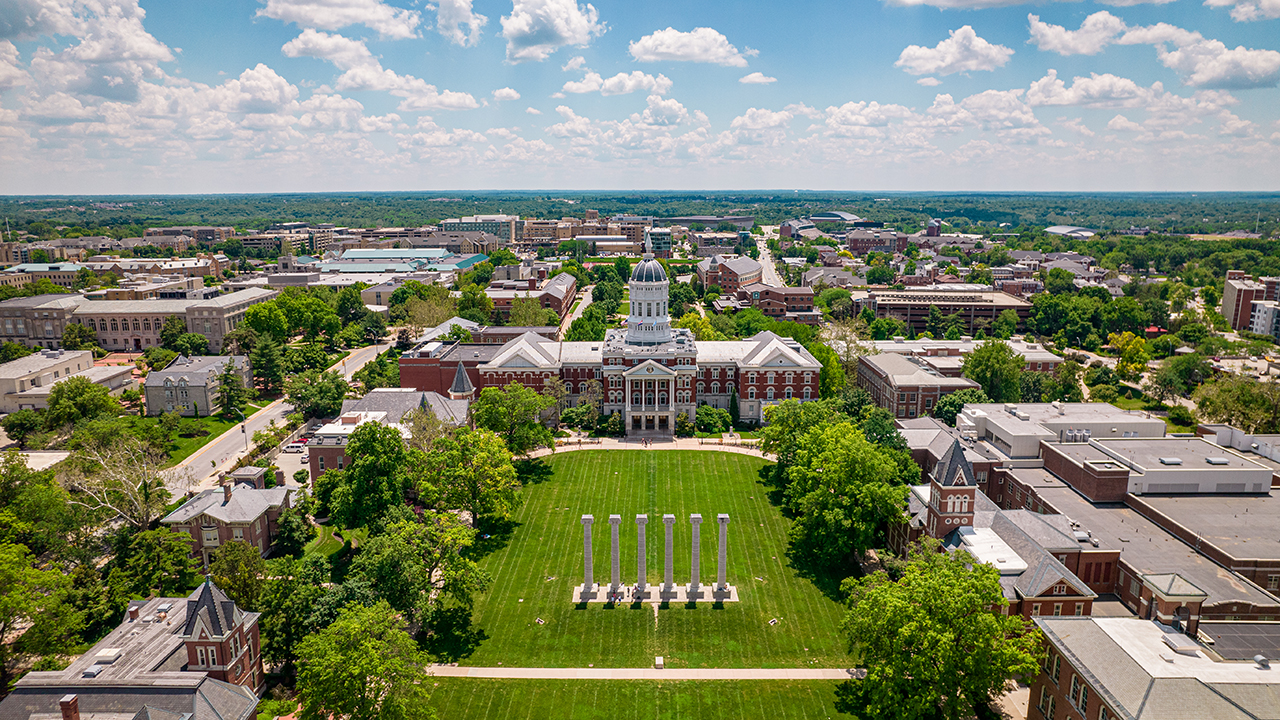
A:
73,299,194,315
182,581,239,638
0,294,84,309
698,254,762,277
932,439,976,487
450,361,473,395
144,356,245,388
0,349,92,379
189,287,276,308
0,678,257,720
161,483,292,525
340,388,428,423
630,257,668,283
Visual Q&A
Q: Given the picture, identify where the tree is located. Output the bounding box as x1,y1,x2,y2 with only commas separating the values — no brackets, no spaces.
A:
0,542,74,691
174,333,210,356
471,382,555,456
673,312,726,341
423,427,521,520
160,315,188,349
932,388,991,426
61,435,194,529
209,540,267,612
1044,267,1077,295
44,375,120,429
404,287,457,333
1108,331,1150,382
695,406,731,434
323,422,409,529
0,342,32,363
215,360,247,417
402,406,451,453
285,369,349,419
508,295,547,326
1193,375,1280,434
961,340,1024,404
2,410,43,449
250,337,286,394
259,555,328,668
456,285,494,323
61,322,99,352
335,285,367,325
108,529,200,600
808,342,846,399
296,601,435,720
839,539,1042,720
274,506,314,558
221,326,259,357
866,266,895,285
360,312,387,343
993,309,1018,339
350,515,490,625
785,422,909,566
244,301,290,343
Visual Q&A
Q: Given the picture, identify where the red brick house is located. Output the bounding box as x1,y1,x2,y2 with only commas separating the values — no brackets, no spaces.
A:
161,483,298,566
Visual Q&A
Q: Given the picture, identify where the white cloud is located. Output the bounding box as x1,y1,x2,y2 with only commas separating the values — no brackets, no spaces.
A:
0,0,82,40
739,72,776,84
500,0,605,63
561,55,586,71
628,27,749,67
434,0,487,46
882,0,1170,7
928,89,1048,140
0,40,29,89
823,100,916,137
630,94,691,126
1026,69,1156,107
212,63,300,114
257,0,421,40
1028,12,1126,56
560,70,671,96
492,86,520,101
917,77,942,86
525,106,542,114
1028,14,1280,89
730,108,792,130
895,26,1013,76
1108,114,1144,131
282,30,479,110
1058,117,1095,136
1203,0,1280,21
784,103,822,118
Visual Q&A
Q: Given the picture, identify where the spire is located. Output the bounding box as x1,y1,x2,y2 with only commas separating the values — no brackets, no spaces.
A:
449,361,474,399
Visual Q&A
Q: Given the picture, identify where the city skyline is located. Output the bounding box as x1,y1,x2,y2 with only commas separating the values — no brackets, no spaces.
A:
1,0,1278,194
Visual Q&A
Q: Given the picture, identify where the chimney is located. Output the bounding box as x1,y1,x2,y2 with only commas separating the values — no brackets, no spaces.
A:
223,482,232,505
128,606,139,622
59,695,80,720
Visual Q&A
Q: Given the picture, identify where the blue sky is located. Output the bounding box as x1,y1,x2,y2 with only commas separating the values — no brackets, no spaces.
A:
1,0,1278,193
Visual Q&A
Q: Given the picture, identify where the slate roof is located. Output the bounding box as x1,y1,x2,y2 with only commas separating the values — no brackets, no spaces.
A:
932,439,976,487
0,679,257,720
161,483,293,525
698,254,762,278
144,356,246,388
450,361,473,395
183,581,239,638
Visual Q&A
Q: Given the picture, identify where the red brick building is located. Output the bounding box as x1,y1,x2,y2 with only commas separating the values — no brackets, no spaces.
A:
180,581,265,692
696,254,763,293
161,482,298,566
732,283,820,324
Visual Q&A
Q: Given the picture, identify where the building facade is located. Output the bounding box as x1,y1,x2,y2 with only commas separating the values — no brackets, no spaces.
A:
696,254,764,293
857,353,982,419
162,482,297,565
401,250,823,433
144,355,251,416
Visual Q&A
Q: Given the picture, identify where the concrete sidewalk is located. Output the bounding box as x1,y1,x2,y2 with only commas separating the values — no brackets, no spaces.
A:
530,436,767,459
429,666,860,680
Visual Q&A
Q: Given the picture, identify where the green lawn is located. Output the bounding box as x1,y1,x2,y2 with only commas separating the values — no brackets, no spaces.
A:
426,679,845,720
304,525,343,558
432,451,849,669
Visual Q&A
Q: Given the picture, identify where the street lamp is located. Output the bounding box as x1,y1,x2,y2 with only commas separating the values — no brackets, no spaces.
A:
235,408,248,451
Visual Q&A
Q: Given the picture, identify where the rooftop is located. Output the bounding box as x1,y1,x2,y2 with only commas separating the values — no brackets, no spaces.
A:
1035,484,1279,610
1036,616,1277,720
1138,492,1280,562
1094,437,1274,474
145,356,244,387
161,483,293,525
0,349,91,379
861,353,982,388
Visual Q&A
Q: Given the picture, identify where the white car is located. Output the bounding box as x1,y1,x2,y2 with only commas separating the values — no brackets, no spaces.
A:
283,442,305,453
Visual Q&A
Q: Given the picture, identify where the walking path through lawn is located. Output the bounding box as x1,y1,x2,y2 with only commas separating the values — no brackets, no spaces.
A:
531,437,767,459
429,666,861,680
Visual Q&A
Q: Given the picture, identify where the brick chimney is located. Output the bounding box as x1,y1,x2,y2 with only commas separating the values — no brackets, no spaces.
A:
59,694,80,720
223,482,232,505
128,605,140,621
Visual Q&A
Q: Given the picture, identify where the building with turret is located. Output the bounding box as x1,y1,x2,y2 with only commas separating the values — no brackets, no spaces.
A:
400,244,822,434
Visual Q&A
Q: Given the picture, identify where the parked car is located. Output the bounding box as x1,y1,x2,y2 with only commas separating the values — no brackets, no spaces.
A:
283,442,305,453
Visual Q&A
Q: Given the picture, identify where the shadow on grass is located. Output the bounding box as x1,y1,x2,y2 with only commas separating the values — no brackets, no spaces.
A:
421,606,489,663
755,465,791,514
469,516,521,560
515,458,554,485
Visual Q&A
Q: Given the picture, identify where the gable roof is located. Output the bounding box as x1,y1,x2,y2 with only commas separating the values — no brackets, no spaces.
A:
182,581,239,639
932,439,976,487
161,483,292,525
739,331,821,370
480,331,560,370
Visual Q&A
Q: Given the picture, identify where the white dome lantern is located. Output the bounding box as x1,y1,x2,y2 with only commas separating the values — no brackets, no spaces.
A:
625,244,672,346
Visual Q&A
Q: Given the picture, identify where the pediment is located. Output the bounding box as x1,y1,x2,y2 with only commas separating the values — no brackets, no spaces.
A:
623,360,677,377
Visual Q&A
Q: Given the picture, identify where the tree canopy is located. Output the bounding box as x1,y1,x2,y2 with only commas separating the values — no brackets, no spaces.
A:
961,340,1023,404
470,382,555,456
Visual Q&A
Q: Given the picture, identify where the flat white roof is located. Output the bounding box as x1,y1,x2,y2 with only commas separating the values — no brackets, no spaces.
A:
957,526,1028,575
1097,617,1275,683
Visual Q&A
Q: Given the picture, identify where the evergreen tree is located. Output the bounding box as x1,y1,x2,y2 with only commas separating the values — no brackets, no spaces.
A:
250,337,286,395
216,360,248,417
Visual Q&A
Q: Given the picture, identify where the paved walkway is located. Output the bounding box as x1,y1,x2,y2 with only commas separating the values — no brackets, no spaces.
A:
429,665,859,680
530,436,767,459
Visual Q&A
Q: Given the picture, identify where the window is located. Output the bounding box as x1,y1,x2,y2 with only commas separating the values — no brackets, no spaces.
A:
197,647,207,666
1053,603,1063,616
203,529,217,544
1100,706,1112,720
318,456,325,471
711,383,720,394
748,388,756,400
1052,655,1061,682
209,647,217,664
803,388,811,400
748,372,757,383
338,455,345,469
1054,584,1067,595
1269,575,1279,591
766,372,776,384
233,528,244,540
1075,604,1084,616
1069,676,1081,706
111,319,118,332
1032,603,1040,616
766,388,774,400
1038,687,1049,713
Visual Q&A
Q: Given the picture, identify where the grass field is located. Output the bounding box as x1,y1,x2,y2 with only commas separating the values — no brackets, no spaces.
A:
429,450,850,669
426,679,845,720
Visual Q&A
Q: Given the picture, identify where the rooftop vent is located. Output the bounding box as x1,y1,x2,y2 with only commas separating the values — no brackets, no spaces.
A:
1255,655,1271,669
1073,531,1090,542
1206,457,1230,465
1161,633,1200,656
1159,457,1183,465
81,665,105,678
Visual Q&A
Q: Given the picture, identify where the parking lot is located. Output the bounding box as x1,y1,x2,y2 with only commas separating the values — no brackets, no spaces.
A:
273,438,312,486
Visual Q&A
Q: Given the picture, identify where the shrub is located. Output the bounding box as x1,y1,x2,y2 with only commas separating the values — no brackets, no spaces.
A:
695,406,731,434
1167,405,1195,427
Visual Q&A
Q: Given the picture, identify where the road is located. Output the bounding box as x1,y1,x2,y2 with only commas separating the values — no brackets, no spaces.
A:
559,285,593,338
175,340,391,491
757,238,786,288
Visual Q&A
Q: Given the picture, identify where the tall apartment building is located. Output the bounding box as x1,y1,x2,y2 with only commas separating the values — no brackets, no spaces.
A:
1250,299,1280,340
1222,269,1266,331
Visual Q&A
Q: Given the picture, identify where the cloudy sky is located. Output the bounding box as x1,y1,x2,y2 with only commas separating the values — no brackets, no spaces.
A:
1,0,1278,194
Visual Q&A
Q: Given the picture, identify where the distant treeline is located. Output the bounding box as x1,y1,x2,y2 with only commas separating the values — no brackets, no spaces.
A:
1,191,1278,239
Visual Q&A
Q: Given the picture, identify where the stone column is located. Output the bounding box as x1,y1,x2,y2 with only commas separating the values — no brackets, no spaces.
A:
663,514,676,592
717,514,730,590
609,514,621,595
690,514,703,592
636,515,648,596
581,515,594,591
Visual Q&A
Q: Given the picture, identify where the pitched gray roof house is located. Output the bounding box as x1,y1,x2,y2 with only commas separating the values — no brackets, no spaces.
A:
143,355,247,389
161,483,294,526
337,387,469,425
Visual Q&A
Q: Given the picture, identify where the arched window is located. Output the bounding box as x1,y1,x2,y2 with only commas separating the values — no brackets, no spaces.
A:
697,382,705,394
803,387,812,400
645,393,654,405
727,383,735,395
959,495,969,512
766,388,775,400
946,495,955,513
659,392,667,405
711,383,720,395
564,382,573,393
785,387,793,400
748,387,756,400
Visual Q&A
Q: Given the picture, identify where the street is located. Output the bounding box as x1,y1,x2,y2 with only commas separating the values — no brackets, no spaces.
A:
757,233,785,287
176,340,391,491
559,285,593,338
